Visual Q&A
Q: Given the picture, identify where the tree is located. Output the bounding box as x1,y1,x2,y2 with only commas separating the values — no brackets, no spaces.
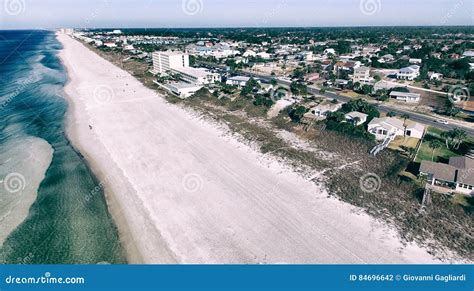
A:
361,84,374,95
428,139,442,161
270,78,278,86
401,113,410,138
387,111,397,117
288,106,308,123
441,131,451,149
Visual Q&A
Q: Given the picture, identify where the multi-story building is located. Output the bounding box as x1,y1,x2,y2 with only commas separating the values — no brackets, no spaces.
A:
352,66,372,84
396,65,420,80
172,67,220,85
152,51,189,74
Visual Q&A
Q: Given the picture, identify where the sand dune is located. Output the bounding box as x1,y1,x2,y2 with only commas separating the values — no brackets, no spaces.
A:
57,32,442,264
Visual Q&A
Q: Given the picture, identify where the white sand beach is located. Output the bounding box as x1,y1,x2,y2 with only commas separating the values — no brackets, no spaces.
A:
58,32,444,264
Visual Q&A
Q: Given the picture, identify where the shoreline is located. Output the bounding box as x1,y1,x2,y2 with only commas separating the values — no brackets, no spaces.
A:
56,32,450,264
59,35,172,264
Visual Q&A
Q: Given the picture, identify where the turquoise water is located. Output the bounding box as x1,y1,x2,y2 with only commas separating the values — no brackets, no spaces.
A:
0,30,126,264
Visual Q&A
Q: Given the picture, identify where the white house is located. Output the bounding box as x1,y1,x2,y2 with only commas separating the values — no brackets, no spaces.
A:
167,82,203,99
389,91,421,103
397,65,420,80
243,50,257,58
152,51,189,74
103,42,117,48
304,103,342,120
404,121,425,139
368,117,425,140
379,54,395,63
368,117,405,140
462,50,474,58
226,76,260,87
428,72,443,80
324,48,336,55
172,67,220,85
409,58,422,64
345,111,368,126
256,52,272,60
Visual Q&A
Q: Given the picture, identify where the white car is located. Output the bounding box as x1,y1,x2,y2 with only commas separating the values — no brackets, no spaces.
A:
436,119,449,125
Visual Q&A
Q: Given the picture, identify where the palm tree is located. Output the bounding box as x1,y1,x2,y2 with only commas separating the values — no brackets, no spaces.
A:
401,113,410,138
352,116,361,126
440,131,451,149
454,129,467,150
428,139,442,161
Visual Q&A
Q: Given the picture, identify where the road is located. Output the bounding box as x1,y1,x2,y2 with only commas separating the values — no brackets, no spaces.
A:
198,62,474,137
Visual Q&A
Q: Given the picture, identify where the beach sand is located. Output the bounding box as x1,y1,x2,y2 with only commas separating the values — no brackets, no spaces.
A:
57,32,444,264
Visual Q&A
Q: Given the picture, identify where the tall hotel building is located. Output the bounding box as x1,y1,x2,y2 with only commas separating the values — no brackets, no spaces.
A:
152,51,190,74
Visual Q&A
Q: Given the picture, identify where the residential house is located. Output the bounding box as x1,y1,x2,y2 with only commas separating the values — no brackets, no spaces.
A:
420,156,474,195
226,76,260,87
323,48,336,55
304,103,342,120
243,50,257,58
397,65,420,80
462,50,474,58
389,91,421,103
345,111,368,126
368,117,425,140
379,54,395,63
428,72,443,80
256,52,272,60
333,61,361,73
409,58,422,64
304,73,320,82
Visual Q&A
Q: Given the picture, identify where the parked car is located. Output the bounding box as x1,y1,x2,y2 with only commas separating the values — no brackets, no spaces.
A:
436,119,449,125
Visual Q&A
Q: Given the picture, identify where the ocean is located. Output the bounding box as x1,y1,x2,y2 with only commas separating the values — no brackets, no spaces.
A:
0,30,126,264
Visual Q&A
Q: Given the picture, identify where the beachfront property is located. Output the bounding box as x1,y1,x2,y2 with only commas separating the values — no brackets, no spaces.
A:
152,51,189,74
397,65,420,80
172,67,221,85
389,91,421,103
420,156,474,195
345,111,368,126
304,102,342,120
368,117,425,140
166,82,203,99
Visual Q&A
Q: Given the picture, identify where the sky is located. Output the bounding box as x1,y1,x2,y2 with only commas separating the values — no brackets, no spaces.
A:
0,0,473,29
